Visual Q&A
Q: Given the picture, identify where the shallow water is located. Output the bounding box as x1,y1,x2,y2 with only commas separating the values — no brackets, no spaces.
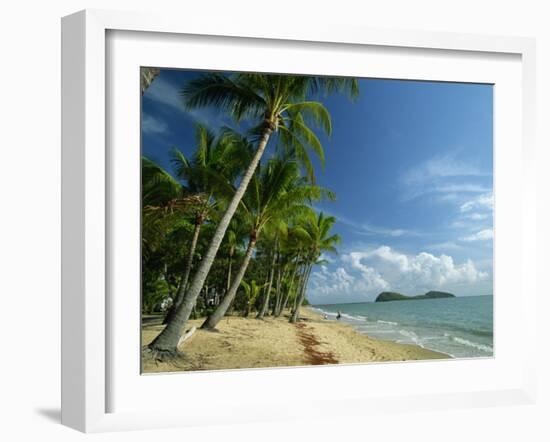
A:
313,295,493,358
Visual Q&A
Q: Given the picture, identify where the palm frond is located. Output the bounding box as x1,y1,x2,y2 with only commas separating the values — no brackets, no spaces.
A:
142,156,184,206
283,101,332,135
309,76,360,100
286,112,325,168
181,73,266,122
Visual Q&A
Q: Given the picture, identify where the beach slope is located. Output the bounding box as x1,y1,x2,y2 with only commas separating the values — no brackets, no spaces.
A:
142,308,449,373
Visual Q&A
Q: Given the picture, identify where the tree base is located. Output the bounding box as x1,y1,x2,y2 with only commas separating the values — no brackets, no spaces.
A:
200,325,220,332
143,345,183,363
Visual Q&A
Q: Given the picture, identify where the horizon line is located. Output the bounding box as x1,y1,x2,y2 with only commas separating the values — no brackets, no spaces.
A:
312,293,493,306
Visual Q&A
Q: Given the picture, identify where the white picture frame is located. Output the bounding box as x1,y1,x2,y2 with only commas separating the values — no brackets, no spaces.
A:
61,9,537,433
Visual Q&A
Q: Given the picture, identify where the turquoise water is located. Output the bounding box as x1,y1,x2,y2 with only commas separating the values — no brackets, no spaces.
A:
313,295,493,358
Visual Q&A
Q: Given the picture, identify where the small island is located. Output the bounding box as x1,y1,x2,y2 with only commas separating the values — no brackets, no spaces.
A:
375,291,456,302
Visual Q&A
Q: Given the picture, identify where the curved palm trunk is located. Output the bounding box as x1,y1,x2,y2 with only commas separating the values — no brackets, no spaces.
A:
275,263,298,317
290,263,313,323
163,216,202,325
281,294,290,313
149,127,273,354
201,236,257,330
257,251,277,319
271,260,284,316
290,267,306,315
226,247,234,293
291,295,297,314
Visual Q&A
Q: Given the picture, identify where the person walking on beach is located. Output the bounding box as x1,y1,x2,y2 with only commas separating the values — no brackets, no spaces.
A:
336,311,342,320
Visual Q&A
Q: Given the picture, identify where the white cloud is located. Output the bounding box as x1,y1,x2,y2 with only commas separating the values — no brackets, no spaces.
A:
318,253,333,264
447,192,493,235
310,264,389,298
425,241,463,252
325,210,417,238
143,75,238,130
309,245,488,300
142,113,169,134
460,229,493,242
460,193,494,213
402,154,484,185
434,184,491,194
450,220,468,229
465,212,490,221
144,77,183,110
401,154,491,201
353,223,409,237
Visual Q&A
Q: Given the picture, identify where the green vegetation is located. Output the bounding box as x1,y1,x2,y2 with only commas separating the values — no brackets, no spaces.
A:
141,70,359,359
374,292,409,302
374,291,456,302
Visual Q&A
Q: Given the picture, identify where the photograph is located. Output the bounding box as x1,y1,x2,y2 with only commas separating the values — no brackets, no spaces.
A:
140,67,494,373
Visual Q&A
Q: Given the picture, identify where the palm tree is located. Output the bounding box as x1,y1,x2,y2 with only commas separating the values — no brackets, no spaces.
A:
289,210,340,323
269,226,307,318
149,73,357,357
255,226,284,320
142,156,182,206
164,125,237,324
141,157,199,261
270,242,293,317
240,279,267,317
141,67,160,94
163,125,248,323
223,217,248,295
201,157,331,330
141,157,201,314
272,222,311,317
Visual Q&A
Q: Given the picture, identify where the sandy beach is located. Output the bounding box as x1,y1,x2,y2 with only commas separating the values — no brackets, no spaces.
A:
142,308,449,373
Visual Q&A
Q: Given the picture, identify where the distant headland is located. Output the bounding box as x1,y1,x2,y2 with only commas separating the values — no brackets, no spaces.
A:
374,291,456,302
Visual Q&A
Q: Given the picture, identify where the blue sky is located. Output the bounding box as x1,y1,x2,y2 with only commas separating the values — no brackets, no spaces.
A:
142,69,493,304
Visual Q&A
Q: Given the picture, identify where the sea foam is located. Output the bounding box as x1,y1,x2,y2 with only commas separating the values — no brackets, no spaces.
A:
451,336,493,353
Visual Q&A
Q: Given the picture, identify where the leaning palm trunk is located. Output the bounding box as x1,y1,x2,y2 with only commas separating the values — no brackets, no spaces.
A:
149,127,273,355
257,251,277,319
163,215,202,325
290,266,306,315
201,235,257,330
291,293,298,315
272,261,284,316
281,294,290,313
226,247,234,293
275,263,298,317
290,263,313,323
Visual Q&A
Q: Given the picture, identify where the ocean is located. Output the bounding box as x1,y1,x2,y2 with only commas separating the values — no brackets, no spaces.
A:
313,295,493,358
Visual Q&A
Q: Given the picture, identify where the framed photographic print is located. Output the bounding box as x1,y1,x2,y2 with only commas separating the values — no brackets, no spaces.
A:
140,67,493,373
61,9,537,432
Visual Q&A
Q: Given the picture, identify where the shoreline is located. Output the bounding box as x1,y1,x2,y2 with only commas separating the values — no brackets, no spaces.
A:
311,297,494,359
303,307,453,359
142,307,449,373
307,306,456,359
